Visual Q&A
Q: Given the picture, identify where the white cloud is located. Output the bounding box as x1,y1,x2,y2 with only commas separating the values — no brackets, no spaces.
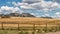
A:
30,13,35,16
56,12,60,17
12,0,60,12
12,2,17,6
42,14,50,17
0,6,23,14
56,12,60,15
45,14,50,16
1,6,13,10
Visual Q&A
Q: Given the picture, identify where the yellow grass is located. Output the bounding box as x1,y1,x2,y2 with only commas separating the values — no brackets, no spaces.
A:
0,17,59,30
0,17,60,27
0,17,60,25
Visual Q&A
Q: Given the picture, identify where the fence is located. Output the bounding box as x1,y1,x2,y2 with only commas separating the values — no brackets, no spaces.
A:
0,22,60,31
0,22,60,34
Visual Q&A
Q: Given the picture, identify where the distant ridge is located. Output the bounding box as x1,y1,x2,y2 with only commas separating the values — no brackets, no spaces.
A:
0,13,53,19
0,13,35,18
40,16,53,19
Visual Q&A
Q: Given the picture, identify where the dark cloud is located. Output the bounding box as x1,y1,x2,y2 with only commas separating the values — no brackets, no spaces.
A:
22,0,41,4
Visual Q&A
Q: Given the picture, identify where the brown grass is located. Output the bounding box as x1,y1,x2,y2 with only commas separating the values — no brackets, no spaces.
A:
0,17,60,28
0,17,60,25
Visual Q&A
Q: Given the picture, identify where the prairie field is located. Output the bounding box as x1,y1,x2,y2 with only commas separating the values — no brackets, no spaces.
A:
0,17,60,29
0,17,60,24
0,17,60,34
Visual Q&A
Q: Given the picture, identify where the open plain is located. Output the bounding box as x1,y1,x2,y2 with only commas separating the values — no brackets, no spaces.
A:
0,17,60,34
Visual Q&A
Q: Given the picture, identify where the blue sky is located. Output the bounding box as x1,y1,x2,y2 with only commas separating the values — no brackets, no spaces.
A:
0,0,60,18
0,0,22,6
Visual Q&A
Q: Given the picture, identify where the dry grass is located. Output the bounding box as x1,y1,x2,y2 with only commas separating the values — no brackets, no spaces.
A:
0,17,60,25
0,17,60,29
0,17,60,34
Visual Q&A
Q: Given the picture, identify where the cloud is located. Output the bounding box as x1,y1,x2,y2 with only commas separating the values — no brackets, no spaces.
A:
12,0,60,12
11,0,60,18
12,2,18,6
20,5,35,9
0,6,23,14
30,13,36,16
22,0,43,4
56,12,60,17
54,0,60,3
56,12,60,15
1,6,13,10
42,14,50,17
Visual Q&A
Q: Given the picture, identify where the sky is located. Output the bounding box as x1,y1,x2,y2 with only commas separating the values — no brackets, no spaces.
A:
0,0,60,18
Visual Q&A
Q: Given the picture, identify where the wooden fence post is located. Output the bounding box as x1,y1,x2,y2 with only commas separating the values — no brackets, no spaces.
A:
45,22,48,32
55,21,57,32
33,24,35,34
1,22,4,30
56,23,58,32
18,23,19,30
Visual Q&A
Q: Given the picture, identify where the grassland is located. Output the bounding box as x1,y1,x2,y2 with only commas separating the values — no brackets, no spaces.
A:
0,17,60,29
0,17,60,34
0,17,60,24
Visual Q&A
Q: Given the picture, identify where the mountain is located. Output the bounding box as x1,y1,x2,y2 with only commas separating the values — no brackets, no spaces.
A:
21,13,35,17
40,16,53,19
9,13,20,17
0,13,35,17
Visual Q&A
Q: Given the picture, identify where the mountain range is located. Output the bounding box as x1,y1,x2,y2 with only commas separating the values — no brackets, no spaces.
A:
0,13,52,19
